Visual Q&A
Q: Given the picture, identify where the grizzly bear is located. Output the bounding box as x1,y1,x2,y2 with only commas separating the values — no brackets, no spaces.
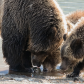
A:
2,0,67,72
32,10,83,72
60,17,84,77
28,0,67,72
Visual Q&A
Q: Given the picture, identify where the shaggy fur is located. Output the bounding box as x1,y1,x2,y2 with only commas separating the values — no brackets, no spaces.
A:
2,0,67,72
64,10,84,40
60,17,84,77
28,0,67,52
28,0,67,72
66,20,74,33
66,10,84,24
31,10,84,72
2,0,33,72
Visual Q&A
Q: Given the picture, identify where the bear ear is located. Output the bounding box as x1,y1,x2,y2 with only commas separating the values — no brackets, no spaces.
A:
63,34,68,41
70,39,83,59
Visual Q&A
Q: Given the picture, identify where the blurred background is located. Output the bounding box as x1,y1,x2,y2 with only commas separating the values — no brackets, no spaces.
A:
58,0,84,14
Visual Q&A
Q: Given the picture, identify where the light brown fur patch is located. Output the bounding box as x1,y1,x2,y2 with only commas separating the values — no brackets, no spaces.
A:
66,10,84,24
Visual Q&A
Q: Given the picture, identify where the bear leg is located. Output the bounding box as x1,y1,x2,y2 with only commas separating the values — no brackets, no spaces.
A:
2,36,32,73
22,51,32,68
67,60,84,78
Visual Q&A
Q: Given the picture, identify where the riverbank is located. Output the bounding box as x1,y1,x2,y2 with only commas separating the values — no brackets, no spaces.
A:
0,70,84,84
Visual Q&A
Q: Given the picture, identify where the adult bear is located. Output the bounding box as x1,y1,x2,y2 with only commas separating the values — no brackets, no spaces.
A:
1,0,67,72
28,0,67,72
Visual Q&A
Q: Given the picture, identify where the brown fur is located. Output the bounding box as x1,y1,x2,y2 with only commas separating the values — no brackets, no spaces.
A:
60,17,84,77
28,0,67,52
66,10,84,24
31,47,61,72
43,48,61,72
1,0,67,72
64,11,84,40
66,20,74,32
30,0,67,72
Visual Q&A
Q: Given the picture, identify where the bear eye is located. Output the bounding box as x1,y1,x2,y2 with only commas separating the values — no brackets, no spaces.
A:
63,34,67,41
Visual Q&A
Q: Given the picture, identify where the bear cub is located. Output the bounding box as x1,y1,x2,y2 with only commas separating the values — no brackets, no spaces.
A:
60,17,84,77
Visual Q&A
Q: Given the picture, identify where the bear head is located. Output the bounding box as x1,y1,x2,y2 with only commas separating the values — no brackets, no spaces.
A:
60,17,84,71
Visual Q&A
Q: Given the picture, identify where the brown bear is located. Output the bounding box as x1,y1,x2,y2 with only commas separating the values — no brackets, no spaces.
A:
29,0,68,72
60,17,84,77
66,20,74,33
1,0,67,72
35,11,82,72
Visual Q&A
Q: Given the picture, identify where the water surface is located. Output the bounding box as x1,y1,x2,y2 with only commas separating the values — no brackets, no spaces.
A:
58,0,84,14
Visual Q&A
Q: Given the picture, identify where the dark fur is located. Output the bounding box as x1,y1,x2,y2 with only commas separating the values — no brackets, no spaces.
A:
28,0,67,72
64,10,84,40
1,0,33,72
43,48,61,72
2,0,67,72
66,20,74,33
28,0,67,52
60,17,84,77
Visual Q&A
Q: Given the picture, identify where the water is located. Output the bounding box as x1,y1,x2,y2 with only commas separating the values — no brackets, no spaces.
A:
0,0,84,76
0,37,9,75
57,0,84,14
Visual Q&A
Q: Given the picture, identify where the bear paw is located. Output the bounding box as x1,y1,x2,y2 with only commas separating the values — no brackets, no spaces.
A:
66,72,79,78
